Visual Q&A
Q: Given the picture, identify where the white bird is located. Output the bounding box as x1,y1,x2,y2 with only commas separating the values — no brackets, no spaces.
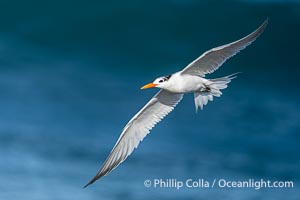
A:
84,19,268,188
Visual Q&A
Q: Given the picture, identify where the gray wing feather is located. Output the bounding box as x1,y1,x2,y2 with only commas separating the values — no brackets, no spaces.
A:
180,19,268,76
84,90,183,188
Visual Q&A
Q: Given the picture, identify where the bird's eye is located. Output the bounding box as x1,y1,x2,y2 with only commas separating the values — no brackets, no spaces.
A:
159,80,163,83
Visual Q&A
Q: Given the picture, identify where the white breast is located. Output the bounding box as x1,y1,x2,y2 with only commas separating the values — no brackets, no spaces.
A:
165,73,207,93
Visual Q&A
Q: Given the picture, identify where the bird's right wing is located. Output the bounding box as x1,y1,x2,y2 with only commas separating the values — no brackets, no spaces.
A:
84,90,183,188
180,19,268,77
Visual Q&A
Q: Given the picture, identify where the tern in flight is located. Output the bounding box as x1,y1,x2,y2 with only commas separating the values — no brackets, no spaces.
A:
84,19,268,188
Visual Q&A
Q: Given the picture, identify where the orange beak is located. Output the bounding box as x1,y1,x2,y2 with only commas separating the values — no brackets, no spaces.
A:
140,82,158,90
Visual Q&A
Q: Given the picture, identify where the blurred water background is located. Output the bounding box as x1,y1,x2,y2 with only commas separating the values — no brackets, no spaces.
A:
0,0,299,199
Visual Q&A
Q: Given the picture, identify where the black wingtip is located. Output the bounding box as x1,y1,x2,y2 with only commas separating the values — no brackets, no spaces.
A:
83,179,96,189
256,18,268,34
83,184,89,189
83,182,91,189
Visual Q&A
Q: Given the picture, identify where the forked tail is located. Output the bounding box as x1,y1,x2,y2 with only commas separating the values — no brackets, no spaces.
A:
194,73,239,112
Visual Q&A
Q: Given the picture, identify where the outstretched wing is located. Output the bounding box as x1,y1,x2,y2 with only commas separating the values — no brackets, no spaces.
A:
180,19,268,77
84,90,183,188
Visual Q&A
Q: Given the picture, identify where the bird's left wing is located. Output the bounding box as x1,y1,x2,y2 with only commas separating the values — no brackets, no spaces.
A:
84,90,183,188
180,19,268,77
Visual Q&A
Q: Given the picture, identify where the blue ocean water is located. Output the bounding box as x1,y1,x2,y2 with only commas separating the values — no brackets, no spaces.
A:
0,0,299,199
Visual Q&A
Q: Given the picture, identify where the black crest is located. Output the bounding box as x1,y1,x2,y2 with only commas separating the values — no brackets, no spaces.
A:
159,74,172,83
165,74,172,80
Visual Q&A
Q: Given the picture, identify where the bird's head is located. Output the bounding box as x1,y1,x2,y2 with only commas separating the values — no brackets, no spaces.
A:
141,75,172,90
